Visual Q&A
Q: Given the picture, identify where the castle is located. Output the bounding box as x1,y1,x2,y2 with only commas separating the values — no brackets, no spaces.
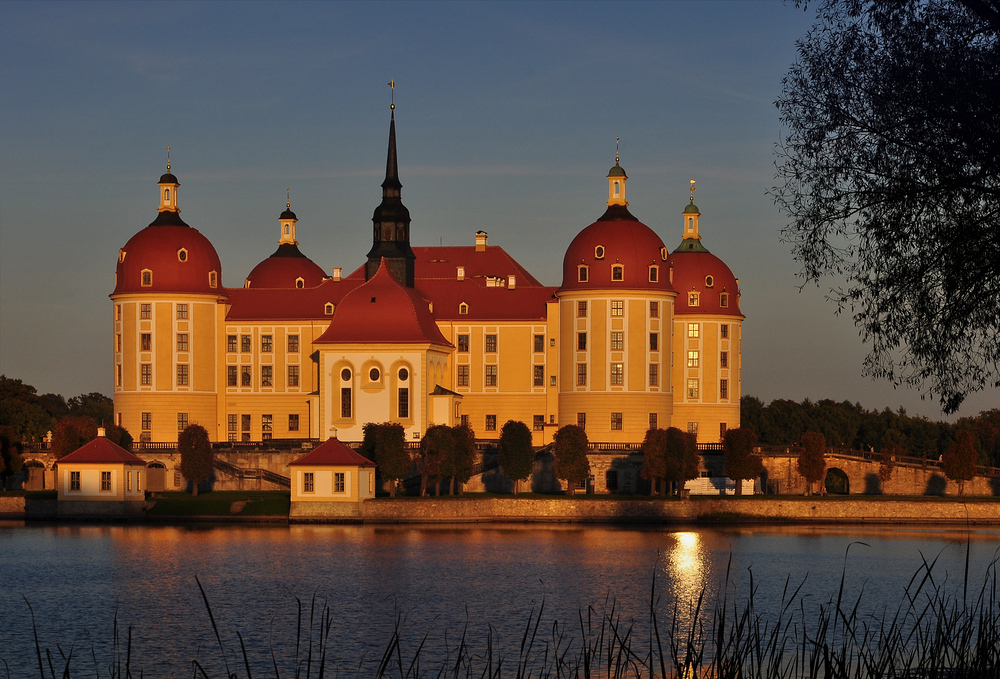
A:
110,110,743,446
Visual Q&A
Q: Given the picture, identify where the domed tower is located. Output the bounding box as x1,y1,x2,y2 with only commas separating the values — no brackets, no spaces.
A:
668,182,743,442
110,162,225,443
556,158,677,443
244,200,326,289
365,107,416,286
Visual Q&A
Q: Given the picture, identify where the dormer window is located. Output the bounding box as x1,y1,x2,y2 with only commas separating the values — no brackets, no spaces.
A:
688,292,700,307
720,292,729,308
611,265,624,281
578,265,589,282
295,277,304,289
118,249,127,263
459,302,469,315
141,269,152,287
595,245,605,260
705,275,714,288
648,265,658,282
660,247,668,261
177,248,188,262
325,303,334,315
209,271,218,288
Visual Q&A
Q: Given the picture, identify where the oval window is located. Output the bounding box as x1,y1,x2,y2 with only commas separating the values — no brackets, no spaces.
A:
595,245,605,260
705,275,714,288
341,368,351,382
369,367,381,382
398,368,409,381
178,250,187,262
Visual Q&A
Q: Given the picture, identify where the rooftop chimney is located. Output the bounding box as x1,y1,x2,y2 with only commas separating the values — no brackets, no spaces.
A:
333,267,342,282
457,266,465,281
507,275,516,290
475,231,488,252
97,427,106,437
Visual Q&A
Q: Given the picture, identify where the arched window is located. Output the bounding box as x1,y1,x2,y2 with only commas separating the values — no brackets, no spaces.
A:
648,266,658,282
459,302,469,315
325,303,334,315
165,188,170,201
284,225,289,235
578,265,589,282
295,277,304,289
614,181,620,196
209,271,218,288
612,265,624,281
687,217,694,232
141,269,152,287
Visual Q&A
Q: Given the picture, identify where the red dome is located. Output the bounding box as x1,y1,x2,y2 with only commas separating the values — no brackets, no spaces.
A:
315,259,450,346
560,205,675,293
113,212,223,295
670,246,742,317
246,244,326,289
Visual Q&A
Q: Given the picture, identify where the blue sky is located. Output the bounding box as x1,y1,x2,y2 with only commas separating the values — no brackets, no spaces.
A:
2,1,994,418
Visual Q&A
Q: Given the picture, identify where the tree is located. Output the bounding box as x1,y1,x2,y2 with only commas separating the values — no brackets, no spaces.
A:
363,422,409,497
419,425,453,496
67,392,114,425
553,425,591,494
723,428,762,496
641,428,668,495
0,427,23,491
50,416,98,460
442,424,476,495
0,375,65,441
642,427,700,496
774,0,1000,413
942,429,978,495
498,420,534,495
178,424,212,496
797,431,828,496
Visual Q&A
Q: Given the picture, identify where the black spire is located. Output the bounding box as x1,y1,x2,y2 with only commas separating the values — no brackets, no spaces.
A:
366,109,416,286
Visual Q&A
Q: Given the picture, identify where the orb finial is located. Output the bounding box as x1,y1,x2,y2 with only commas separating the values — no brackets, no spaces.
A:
689,179,696,203
166,145,171,172
615,136,620,164
286,186,291,210
388,79,395,110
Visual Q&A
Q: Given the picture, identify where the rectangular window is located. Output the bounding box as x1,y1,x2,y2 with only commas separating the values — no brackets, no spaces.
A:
116,334,122,352
177,333,188,352
649,301,659,318
611,412,623,430
720,324,729,339
688,422,699,436
101,471,112,492
289,414,299,431
461,414,469,427
720,379,729,399
241,335,251,352
649,333,658,351
116,304,122,321
577,412,586,429
611,331,623,350
288,365,299,387
687,323,700,338
262,414,272,440
687,351,699,368
688,293,699,307
261,366,273,387
227,335,238,352
142,412,151,431
485,334,497,352
534,334,544,352
141,364,151,385
228,414,238,432
177,304,188,319
341,388,352,418
610,362,623,385
533,365,544,387
141,333,151,351
649,413,658,430
241,414,251,432
127,470,132,492
334,472,346,493
140,303,151,319
720,293,729,308
241,366,251,387
577,301,588,317
533,415,544,431
577,363,587,386
578,332,587,350
457,334,470,352
177,413,188,430
177,364,189,386
398,388,409,418
303,472,314,493
70,471,81,491
261,335,273,352
687,379,699,399
612,265,624,281
649,363,658,386
485,414,497,431
485,365,498,387
229,432,238,442
457,365,470,386
288,334,299,352
611,300,624,317
116,365,122,387
720,351,728,368
720,422,728,438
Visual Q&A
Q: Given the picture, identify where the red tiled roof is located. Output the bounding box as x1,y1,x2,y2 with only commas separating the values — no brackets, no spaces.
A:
225,278,363,321
289,438,375,467
58,436,147,465
114,223,224,296
245,245,327,289
670,249,744,318
314,259,451,346
412,245,544,287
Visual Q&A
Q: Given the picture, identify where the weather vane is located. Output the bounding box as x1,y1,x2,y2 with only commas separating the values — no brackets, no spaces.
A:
616,136,620,164
166,145,171,171
689,179,696,202
388,79,395,110
287,186,291,210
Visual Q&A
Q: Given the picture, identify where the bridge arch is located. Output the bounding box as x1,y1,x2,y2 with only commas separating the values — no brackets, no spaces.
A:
825,467,850,495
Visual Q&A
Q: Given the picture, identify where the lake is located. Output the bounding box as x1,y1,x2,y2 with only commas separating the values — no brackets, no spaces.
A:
1,522,998,677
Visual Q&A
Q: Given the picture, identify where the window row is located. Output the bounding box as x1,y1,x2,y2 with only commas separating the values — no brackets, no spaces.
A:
225,365,300,388
455,364,547,388
685,323,731,339
227,334,299,353
338,387,409,420
576,264,662,283
139,270,218,288
301,471,346,494
455,333,548,353
133,302,192,320
575,363,660,387
685,378,730,400
226,413,300,441
686,292,730,308
576,301,660,318
68,470,139,493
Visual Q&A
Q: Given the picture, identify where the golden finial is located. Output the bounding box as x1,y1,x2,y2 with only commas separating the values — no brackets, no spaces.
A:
286,186,291,210
388,79,395,110
166,145,171,171
615,136,620,164
689,179,696,202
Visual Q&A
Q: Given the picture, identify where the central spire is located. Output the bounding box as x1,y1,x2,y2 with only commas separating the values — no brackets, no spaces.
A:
366,94,415,286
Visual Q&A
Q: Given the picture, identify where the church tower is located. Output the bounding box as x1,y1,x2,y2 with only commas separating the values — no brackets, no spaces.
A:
365,105,416,286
